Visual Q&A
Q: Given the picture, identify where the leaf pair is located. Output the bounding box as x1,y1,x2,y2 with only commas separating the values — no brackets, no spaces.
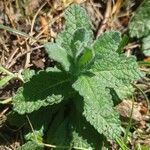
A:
45,33,94,75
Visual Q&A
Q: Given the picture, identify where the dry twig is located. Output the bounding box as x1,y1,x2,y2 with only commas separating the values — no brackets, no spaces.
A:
96,0,112,37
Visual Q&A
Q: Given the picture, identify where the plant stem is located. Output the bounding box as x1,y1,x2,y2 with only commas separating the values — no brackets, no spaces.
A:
0,66,14,76
0,98,12,104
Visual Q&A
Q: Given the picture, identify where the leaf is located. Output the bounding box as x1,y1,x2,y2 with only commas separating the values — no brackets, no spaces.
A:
56,4,93,56
25,129,43,143
129,0,150,38
71,120,103,150
46,112,72,148
46,103,103,149
64,4,91,32
111,85,135,100
16,141,43,150
92,31,142,99
13,71,74,114
78,47,94,70
142,35,150,56
7,105,56,139
93,31,121,56
13,88,62,115
22,69,35,82
71,97,104,150
92,55,141,98
73,75,121,139
71,28,93,57
44,43,71,71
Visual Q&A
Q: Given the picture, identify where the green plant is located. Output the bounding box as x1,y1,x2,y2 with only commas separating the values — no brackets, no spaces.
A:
0,66,14,88
0,66,23,89
129,0,150,56
9,4,143,149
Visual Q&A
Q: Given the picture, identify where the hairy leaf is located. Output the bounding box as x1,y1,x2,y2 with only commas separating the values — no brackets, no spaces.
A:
44,43,71,71
46,104,103,149
13,71,74,114
64,4,91,31
92,56,141,98
142,35,150,56
71,122,103,150
92,31,142,98
71,28,93,57
78,47,94,69
73,75,121,139
93,31,121,56
22,69,35,82
129,0,150,38
71,98,104,150
13,87,60,114
56,4,93,56
46,115,71,149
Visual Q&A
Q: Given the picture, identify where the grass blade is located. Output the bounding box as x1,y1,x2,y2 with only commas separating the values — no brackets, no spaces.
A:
0,24,34,39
